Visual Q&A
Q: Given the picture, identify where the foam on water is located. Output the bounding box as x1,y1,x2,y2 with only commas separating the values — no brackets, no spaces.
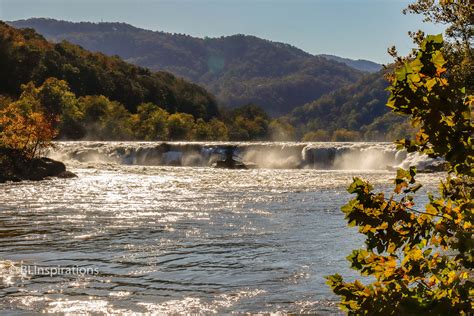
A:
48,141,438,171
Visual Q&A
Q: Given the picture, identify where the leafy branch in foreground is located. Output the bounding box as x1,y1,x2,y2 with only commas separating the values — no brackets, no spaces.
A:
326,33,473,314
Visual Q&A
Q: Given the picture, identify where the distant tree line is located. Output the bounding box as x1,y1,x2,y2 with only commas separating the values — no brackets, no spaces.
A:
0,78,296,142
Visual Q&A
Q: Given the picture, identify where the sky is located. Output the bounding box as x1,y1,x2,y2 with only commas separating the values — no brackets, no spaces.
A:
0,0,445,64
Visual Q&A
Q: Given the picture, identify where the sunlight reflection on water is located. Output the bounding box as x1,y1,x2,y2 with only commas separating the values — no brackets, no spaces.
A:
0,165,440,314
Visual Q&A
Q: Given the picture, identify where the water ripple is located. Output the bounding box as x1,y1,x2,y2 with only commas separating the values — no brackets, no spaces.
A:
0,166,439,313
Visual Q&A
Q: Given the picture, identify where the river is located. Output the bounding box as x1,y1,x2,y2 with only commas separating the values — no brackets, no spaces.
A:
0,142,441,314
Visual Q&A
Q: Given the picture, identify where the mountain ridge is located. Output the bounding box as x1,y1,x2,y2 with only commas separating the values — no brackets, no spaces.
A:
0,20,218,119
317,54,382,73
9,18,379,116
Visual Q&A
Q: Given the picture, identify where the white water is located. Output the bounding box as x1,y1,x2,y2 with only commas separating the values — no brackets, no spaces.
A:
48,141,440,171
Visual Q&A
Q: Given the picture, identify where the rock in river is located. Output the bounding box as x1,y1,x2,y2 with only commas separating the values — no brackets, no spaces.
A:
0,148,77,183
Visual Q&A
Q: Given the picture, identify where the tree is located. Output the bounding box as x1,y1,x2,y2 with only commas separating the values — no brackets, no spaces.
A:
39,78,83,139
191,118,212,140
167,113,195,140
327,32,472,315
134,102,169,140
98,100,134,140
0,95,13,110
0,102,58,159
36,77,78,117
403,0,472,50
207,118,229,141
362,112,415,141
228,104,269,140
0,80,64,158
399,0,472,88
12,78,84,139
77,95,133,140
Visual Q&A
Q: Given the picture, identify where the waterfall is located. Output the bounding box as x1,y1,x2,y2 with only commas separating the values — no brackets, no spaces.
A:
48,141,442,171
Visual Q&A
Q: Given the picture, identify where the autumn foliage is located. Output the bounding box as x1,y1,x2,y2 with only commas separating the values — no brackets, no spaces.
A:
0,100,58,159
0,78,72,159
327,33,473,314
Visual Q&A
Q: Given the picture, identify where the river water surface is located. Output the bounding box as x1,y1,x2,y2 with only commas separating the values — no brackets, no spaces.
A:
0,142,441,314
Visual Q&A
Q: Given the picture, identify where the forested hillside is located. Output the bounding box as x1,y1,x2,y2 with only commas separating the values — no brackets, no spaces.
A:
288,71,413,141
3,19,404,141
0,21,218,119
10,18,366,116
0,22,289,141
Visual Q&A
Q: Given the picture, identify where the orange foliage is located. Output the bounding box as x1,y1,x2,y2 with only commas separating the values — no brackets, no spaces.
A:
0,103,58,159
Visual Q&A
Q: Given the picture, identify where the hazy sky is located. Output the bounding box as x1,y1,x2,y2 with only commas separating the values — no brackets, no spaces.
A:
0,0,444,63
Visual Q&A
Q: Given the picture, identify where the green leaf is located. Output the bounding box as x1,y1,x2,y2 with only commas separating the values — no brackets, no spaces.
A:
431,50,446,69
426,33,444,45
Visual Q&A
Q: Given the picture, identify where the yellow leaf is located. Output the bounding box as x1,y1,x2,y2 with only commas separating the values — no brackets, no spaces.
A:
426,78,437,91
426,204,438,215
411,248,423,261
447,271,457,284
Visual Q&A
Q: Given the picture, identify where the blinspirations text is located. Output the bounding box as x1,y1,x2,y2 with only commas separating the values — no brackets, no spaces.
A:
21,265,99,277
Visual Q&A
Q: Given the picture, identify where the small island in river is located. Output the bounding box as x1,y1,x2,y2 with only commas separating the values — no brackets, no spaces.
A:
0,148,76,183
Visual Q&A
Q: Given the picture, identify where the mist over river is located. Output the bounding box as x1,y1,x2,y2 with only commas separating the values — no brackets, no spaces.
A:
0,142,442,314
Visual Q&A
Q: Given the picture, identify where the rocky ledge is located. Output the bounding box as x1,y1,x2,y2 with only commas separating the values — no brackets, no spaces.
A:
0,148,77,183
